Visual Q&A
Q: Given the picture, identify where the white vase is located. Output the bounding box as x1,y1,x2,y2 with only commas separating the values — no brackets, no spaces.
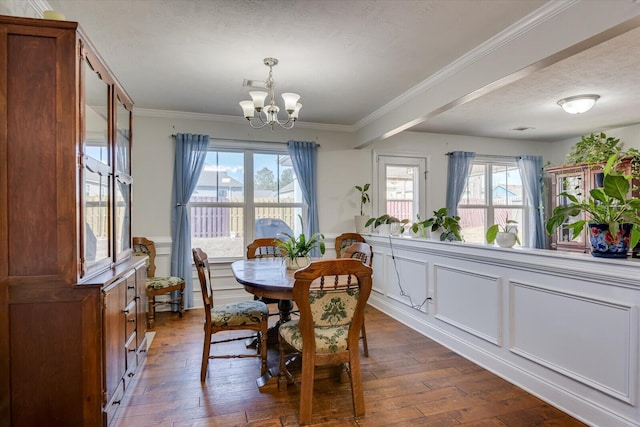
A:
354,215,370,233
376,224,391,236
390,222,403,236
429,227,444,241
495,232,517,248
285,256,311,270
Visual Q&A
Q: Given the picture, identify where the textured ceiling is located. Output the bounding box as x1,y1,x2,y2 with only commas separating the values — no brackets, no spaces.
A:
44,0,640,141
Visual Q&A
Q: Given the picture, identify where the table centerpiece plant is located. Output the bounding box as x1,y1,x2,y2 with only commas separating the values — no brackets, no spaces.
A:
276,215,326,269
546,154,640,258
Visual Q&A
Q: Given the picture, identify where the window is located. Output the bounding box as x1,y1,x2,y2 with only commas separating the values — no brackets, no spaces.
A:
189,146,303,259
458,159,526,245
374,154,426,222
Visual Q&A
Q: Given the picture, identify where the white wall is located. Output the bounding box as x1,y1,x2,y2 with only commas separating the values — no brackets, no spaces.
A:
548,123,640,166
131,112,367,247
369,131,552,216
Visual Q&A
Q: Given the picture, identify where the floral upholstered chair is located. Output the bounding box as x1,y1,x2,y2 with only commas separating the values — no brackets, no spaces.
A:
132,237,185,330
192,247,268,381
334,232,365,258
278,258,372,425
341,242,373,357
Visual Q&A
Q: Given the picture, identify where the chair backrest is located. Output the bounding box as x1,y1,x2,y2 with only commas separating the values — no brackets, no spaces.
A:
192,248,213,318
342,242,373,267
133,236,157,277
293,259,372,355
334,233,365,258
246,238,285,259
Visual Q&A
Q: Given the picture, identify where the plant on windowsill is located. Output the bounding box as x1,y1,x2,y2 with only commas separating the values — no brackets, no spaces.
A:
486,218,520,248
411,207,462,241
276,215,326,269
546,155,640,258
365,214,409,236
354,183,371,233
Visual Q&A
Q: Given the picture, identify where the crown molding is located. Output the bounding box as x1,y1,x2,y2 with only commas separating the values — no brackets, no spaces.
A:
28,0,51,16
352,0,578,131
134,108,354,133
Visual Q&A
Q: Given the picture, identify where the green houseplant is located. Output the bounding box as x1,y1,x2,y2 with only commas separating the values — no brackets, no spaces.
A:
354,183,371,233
546,155,640,258
565,132,622,165
486,218,521,247
365,214,409,236
276,215,326,269
411,208,462,241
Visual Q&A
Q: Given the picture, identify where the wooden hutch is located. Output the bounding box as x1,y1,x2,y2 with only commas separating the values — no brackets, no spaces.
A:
1,15,147,426
546,157,639,254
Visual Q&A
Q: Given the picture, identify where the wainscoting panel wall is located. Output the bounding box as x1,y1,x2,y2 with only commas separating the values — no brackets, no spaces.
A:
510,281,637,404
434,265,502,346
364,236,640,427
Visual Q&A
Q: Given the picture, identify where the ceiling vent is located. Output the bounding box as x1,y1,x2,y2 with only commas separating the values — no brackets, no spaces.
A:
512,126,535,131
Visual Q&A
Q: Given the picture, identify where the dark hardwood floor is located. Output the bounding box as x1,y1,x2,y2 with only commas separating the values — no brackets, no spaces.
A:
114,306,587,426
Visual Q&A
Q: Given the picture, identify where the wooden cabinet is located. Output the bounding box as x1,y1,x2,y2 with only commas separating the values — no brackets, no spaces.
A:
547,158,639,254
0,15,145,426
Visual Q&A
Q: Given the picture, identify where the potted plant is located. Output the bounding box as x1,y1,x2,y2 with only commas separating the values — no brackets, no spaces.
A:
486,218,521,248
412,208,462,241
565,132,622,165
365,214,408,236
546,155,640,258
276,215,326,269
354,183,371,233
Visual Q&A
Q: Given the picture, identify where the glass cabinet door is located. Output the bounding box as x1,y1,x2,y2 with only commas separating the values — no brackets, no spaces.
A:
114,93,132,259
556,171,586,246
82,56,112,276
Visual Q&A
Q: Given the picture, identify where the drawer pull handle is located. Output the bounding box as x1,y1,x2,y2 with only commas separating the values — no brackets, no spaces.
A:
128,348,136,353
113,400,121,406
128,372,135,377
128,318,136,323
127,285,135,289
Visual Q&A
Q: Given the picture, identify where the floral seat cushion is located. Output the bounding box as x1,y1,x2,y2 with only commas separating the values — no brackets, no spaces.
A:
211,301,269,327
280,320,350,354
146,276,184,290
280,289,359,354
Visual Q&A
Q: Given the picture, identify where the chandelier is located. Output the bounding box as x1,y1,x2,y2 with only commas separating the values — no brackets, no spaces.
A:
239,58,302,130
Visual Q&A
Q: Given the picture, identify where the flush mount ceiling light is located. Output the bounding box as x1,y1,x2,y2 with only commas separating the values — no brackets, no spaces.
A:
557,94,600,114
239,58,302,130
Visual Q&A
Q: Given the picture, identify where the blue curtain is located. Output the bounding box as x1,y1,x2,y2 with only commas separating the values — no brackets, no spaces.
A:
517,155,546,249
287,140,321,257
170,133,209,309
446,151,476,216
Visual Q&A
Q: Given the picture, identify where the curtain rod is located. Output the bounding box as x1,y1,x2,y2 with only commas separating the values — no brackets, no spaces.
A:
171,134,320,147
445,152,515,159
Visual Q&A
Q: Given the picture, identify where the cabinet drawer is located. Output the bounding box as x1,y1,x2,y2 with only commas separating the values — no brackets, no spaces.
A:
124,332,138,389
124,300,137,339
104,377,125,427
125,271,137,303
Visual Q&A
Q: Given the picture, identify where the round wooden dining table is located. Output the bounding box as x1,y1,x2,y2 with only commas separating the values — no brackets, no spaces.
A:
231,257,297,325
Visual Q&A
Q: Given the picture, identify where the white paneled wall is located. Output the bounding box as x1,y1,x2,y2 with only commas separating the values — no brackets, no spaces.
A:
366,235,640,427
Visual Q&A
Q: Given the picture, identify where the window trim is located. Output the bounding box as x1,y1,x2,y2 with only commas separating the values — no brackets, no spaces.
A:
188,142,305,261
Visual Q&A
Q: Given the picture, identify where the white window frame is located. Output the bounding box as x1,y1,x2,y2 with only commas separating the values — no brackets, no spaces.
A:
372,151,428,222
458,156,527,245
188,140,305,260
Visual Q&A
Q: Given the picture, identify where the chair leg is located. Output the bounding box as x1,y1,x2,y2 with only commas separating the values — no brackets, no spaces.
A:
298,351,315,425
179,284,185,317
348,349,365,418
147,295,155,330
259,314,268,376
201,328,211,382
361,321,369,357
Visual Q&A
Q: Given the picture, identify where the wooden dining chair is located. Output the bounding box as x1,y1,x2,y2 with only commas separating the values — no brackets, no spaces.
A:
278,258,373,425
192,248,269,381
334,232,365,258
132,237,185,330
246,238,286,314
341,242,373,357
